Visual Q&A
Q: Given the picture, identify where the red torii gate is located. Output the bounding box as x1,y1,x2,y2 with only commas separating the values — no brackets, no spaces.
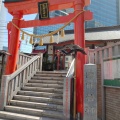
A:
4,0,92,118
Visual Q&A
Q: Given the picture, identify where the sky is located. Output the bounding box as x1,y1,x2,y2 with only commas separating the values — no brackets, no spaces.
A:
6,11,37,33
4,8,37,53
7,12,37,21
1,2,50,52
6,12,37,36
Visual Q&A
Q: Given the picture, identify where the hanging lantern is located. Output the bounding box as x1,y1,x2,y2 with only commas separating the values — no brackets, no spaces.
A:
39,38,43,46
50,35,54,43
29,36,33,44
61,29,65,37
21,32,24,40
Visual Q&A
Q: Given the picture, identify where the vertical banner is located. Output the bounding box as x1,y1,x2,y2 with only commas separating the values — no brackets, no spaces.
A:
84,64,97,120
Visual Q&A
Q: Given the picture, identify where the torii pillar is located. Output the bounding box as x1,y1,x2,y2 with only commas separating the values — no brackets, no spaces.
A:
5,12,22,74
74,0,92,118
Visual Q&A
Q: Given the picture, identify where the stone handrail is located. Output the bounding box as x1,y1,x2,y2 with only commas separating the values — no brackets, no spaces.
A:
63,59,75,119
66,59,75,78
18,53,32,68
0,53,43,110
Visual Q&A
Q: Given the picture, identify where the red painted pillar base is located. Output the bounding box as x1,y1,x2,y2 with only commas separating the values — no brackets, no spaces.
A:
74,0,85,118
5,12,22,75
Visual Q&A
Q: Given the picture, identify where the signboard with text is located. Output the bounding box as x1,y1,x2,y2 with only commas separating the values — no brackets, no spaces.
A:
38,1,49,20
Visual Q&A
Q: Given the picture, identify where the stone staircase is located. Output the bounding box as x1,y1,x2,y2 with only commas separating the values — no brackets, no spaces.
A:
0,71,67,120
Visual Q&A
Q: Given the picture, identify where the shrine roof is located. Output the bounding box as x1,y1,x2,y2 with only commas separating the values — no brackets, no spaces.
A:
42,30,120,44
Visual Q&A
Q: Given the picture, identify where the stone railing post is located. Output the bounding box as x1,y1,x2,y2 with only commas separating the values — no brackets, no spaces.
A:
0,75,10,110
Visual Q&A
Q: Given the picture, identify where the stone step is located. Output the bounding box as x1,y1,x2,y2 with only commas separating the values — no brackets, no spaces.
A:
32,76,64,81
10,100,63,112
18,91,63,99
37,71,67,74
0,70,65,120
5,106,64,119
25,83,63,89
28,79,63,85
21,87,63,94
35,74,66,77
0,111,39,120
0,111,58,120
0,118,10,120
13,95,63,105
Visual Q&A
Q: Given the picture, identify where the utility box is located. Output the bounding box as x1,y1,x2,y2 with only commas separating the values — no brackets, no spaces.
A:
84,64,97,120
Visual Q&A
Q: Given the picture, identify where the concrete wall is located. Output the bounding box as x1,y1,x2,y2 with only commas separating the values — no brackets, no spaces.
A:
97,65,102,119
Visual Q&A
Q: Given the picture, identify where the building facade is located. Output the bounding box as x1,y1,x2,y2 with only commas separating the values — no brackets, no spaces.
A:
117,0,120,24
85,0,119,28
33,9,74,36
0,3,7,50
34,0,119,37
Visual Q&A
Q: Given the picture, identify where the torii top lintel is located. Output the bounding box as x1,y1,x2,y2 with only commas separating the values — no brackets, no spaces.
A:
4,0,90,15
